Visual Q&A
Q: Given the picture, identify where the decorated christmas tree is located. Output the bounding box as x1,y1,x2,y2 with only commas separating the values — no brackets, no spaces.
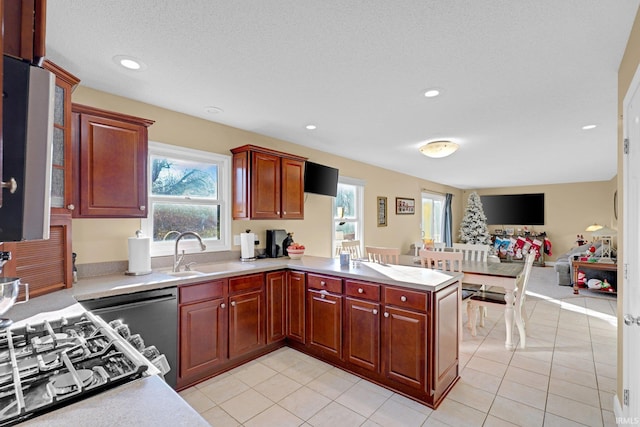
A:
459,192,491,244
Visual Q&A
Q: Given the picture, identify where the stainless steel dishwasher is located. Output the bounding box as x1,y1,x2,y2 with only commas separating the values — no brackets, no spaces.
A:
80,287,178,388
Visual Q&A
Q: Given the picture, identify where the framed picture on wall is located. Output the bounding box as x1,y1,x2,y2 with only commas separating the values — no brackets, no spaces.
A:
396,197,415,215
377,196,387,226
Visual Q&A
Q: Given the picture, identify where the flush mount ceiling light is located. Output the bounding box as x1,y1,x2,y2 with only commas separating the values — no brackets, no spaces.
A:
582,124,597,130
305,124,317,130
113,55,146,71
419,140,459,158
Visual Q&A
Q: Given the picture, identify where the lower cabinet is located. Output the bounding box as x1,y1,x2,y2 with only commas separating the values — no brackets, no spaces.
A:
265,270,286,344
286,271,306,343
382,305,427,389
178,280,228,385
307,289,342,359
228,274,265,359
344,297,380,372
177,268,459,407
178,273,267,389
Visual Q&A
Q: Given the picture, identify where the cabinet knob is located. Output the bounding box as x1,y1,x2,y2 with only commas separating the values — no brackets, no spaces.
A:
67,204,75,211
358,288,364,294
139,206,146,211
320,281,326,286
400,296,407,302
220,303,226,309
231,301,236,307
321,293,326,299
384,312,389,318
1,178,17,194
372,309,378,315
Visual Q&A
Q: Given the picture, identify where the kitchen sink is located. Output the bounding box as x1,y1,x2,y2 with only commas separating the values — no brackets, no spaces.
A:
163,270,206,278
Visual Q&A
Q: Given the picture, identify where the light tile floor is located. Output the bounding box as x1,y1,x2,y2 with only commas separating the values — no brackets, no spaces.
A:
179,285,618,426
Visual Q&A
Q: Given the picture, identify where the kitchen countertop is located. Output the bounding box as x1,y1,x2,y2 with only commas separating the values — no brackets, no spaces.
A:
4,255,459,425
72,255,460,301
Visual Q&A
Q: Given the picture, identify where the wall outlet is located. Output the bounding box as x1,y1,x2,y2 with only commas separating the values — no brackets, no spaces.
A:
233,235,240,245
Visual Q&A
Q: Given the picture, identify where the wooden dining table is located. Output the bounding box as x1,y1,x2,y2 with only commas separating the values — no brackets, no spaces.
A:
400,255,525,350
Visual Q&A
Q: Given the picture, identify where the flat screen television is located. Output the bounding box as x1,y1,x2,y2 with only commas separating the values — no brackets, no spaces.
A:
304,161,339,197
480,193,545,225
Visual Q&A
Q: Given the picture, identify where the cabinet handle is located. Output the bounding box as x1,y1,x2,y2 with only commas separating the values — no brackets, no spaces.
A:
67,204,75,211
140,206,146,211
231,301,236,306
220,303,226,309
1,178,17,193
320,281,326,286
400,296,407,302
384,312,389,318
358,288,364,294
372,309,378,315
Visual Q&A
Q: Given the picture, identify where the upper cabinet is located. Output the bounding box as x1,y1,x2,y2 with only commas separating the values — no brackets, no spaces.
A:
231,145,306,220
3,0,46,65
43,61,80,215
71,104,154,218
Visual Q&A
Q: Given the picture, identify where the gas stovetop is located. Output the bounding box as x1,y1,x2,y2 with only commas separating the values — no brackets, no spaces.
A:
0,312,150,426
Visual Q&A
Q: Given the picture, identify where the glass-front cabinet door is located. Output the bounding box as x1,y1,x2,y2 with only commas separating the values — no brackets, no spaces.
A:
43,61,80,215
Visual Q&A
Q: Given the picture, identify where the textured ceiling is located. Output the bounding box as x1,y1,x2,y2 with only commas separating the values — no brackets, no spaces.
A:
45,1,639,189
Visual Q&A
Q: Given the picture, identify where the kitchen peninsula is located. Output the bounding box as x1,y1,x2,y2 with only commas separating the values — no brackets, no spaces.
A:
6,256,461,423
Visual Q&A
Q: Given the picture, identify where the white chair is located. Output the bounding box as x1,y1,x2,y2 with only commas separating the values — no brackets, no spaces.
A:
467,249,536,349
452,243,490,262
340,240,363,259
432,242,446,252
365,246,400,264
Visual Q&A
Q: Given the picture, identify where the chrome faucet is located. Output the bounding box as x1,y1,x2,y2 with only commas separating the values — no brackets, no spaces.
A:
173,231,207,272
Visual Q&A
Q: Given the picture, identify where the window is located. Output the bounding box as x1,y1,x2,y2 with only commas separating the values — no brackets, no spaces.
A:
332,177,365,256
422,192,445,243
142,141,231,256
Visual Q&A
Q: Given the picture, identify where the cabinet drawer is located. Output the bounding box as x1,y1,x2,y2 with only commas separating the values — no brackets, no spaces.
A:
384,287,428,312
229,273,264,294
179,280,226,304
344,280,380,301
307,273,342,293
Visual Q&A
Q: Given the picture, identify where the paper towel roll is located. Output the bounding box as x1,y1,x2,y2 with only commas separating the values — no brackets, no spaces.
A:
240,232,256,261
127,234,151,275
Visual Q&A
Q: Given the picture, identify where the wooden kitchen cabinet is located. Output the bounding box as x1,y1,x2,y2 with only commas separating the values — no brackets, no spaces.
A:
228,274,265,359
43,61,80,215
382,305,427,389
178,280,228,387
265,270,286,344
431,284,459,402
344,280,381,373
231,145,306,220
72,104,154,218
3,0,46,65
306,273,343,360
286,270,306,343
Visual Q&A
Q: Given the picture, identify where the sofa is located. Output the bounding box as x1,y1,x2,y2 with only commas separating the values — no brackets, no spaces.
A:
553,241,615,286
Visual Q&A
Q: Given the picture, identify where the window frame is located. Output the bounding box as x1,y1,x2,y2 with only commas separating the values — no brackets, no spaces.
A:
142,141,232,256
421,191,445,244
332,177,365,257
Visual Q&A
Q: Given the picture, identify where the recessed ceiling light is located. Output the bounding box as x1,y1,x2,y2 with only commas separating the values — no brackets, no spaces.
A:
113,55,146,71
305,124,317,130
424,89,440,98
582,124,597,130
205,106,224,114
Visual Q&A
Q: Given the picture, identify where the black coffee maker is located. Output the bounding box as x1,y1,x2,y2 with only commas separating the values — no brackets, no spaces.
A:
266,229,288,258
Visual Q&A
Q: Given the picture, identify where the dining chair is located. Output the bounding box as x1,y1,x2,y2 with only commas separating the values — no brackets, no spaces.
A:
467,249,536,349
432,242,446,252
419,249,470,344
452,243,490,262
365,246,400,264
340,240,363,259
